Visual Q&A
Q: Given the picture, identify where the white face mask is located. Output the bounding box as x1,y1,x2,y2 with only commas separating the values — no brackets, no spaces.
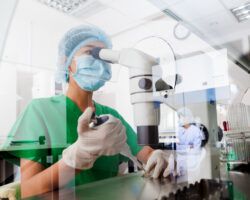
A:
72,55,112,91
178,116,192,126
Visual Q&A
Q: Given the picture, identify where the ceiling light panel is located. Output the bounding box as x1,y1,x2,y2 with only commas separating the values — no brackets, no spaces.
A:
37,0,93,13
231,2,250,22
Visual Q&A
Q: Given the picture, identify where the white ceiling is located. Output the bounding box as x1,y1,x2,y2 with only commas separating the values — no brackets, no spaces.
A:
74,0,163,35
150,0,250,73
151,0,250,42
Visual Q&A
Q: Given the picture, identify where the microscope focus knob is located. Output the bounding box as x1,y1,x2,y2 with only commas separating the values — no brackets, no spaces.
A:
138,78,152,90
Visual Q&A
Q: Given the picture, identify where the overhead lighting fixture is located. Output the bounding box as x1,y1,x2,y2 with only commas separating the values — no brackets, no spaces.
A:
231,2,250,22
37,0,91,14
162,9,182,22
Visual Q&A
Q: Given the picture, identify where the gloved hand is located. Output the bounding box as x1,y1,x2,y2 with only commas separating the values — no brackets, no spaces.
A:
62,107,127,170
0,188,16,200
145,150,177,179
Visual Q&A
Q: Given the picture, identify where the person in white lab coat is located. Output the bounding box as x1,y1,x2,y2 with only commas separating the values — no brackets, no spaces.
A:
176,108,203,151
175,108,205,177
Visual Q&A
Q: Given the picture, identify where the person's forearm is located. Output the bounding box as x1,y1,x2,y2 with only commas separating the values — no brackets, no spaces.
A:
136,146,154,164
21,160,80,198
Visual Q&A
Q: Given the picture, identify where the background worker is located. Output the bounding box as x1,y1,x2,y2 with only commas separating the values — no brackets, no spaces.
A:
176,108,203,150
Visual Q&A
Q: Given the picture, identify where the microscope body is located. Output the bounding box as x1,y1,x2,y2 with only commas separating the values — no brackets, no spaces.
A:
92,48,161,145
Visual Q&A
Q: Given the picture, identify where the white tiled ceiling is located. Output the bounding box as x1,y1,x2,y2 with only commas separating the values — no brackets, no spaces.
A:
84,7,145,35
150,0,250,42
32,0,164,36
104,0,160,21
81,0,162,35
166,0,226,21
149,0,182,11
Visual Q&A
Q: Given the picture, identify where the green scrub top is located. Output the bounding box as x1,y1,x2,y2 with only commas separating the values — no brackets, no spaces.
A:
4,95,142,186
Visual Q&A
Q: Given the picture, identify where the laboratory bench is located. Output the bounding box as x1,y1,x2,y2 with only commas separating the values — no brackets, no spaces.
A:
24,170,250,200
1,145,250,199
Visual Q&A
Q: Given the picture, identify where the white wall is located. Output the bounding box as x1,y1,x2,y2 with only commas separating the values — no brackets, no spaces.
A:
0,63,17,141
0,0,17,59
2,0,83,69
227,59,250,104
0,0,84,143
0,0,17,144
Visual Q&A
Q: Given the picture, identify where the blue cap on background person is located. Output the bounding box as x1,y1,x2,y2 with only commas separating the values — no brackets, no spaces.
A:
177,107,194,126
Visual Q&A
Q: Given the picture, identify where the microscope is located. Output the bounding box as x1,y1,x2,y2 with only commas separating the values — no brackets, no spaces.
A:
91,47,221,182
91,47,173,146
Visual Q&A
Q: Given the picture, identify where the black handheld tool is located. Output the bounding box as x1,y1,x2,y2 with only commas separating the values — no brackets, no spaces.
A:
89,112,109,128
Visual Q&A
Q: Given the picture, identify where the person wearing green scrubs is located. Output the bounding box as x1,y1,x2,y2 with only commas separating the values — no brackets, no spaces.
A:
5,25,172,198
7,95,142,184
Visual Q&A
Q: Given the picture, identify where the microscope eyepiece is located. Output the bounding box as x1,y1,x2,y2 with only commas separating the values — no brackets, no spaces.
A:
90,47,102,59
90,47,114,63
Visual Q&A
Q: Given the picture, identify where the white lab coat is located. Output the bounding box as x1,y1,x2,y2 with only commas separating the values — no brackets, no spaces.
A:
176,124,203,150
175,125,204,179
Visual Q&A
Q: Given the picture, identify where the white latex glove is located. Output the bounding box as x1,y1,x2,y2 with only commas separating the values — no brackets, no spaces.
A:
145,150,176,179
0,188,16,200
62,107,127,170
168,153,180,176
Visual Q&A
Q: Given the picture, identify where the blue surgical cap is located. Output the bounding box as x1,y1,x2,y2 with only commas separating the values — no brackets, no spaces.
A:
55,25,112,83
177,107,194,125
